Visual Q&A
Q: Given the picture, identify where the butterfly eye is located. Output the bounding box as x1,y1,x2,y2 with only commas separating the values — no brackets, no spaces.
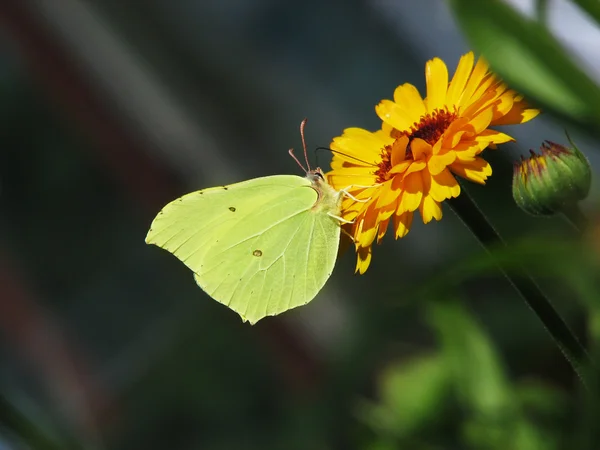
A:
315,171,324,180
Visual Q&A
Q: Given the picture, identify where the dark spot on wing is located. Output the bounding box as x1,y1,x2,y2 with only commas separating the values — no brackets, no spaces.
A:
253,249,263,257
223,186,229,190
229,207,236,212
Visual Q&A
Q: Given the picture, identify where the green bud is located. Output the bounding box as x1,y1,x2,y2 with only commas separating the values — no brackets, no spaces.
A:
512,139,591,216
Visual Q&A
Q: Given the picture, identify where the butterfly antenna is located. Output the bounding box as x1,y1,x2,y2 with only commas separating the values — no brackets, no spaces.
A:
288,148,308,173
300,118,312,171
315,146,378,167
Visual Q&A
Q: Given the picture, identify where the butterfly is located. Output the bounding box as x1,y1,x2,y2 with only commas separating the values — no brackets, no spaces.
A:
146,119,346,324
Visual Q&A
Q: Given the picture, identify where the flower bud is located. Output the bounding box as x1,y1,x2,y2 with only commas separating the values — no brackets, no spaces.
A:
512,140,591,216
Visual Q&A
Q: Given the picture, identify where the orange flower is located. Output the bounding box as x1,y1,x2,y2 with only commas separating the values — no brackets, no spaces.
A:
327,52,540,273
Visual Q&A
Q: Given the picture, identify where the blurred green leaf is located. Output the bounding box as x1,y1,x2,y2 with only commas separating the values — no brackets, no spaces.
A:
448,0,600,137
426,299,558,449
514,379,569,420
571,0,600,27
427,300,512,416
357,353,451,438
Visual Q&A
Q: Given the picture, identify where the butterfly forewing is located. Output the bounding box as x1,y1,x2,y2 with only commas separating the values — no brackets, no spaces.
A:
146,173,342,324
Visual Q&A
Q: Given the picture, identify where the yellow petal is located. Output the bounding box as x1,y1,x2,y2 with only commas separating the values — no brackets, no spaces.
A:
355,246,372,274
400,172,424,211
491,97,541,125
429,168,460,202
470,74,497,103
476,129,514,145
450,157,492,184
442,118,470,148
420,196,443,223
394,211,414,238
447,52,475,106
461,89,496,121
375,179,400,209
389,159,415,175
454,143,481,162
377,199,397,229
458,56,489,108
492,90,515,119
376,100,415,131
328,176,377,192
393,83,427,121
402,160,427,176
332,127,392,163
466,106,494,135
425,57,449,112
428,151,457,175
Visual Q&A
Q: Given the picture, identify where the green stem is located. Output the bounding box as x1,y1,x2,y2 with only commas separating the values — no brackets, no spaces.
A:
561,203,589,234
448,186,591,388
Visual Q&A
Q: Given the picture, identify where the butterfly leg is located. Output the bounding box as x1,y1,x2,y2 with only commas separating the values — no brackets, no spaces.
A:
340,226,355,242
341,190,369,203
340,184,380,203
328,212,354,224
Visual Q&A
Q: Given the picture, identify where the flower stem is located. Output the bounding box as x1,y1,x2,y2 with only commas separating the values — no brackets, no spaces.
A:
561,203,589,234
448,185,591,388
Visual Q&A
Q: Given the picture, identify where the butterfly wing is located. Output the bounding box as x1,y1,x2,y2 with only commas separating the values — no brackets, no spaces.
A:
146,174,341,324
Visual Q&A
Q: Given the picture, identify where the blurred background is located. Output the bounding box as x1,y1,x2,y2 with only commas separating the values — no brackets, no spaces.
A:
1,0,600,449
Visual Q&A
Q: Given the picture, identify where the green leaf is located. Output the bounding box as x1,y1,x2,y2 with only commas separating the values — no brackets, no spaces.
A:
357,353,451,438
571,0,600,27
426,300,558,450
448,0,600,136
426,300,512,416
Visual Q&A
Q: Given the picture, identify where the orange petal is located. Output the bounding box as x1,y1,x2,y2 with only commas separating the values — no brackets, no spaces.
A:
390,136,409,166
425,57,449,112
377,217,391,243
410,138,433,161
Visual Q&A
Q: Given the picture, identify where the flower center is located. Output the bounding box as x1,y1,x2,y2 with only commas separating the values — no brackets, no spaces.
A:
403,108,457,147
375,108,457,182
